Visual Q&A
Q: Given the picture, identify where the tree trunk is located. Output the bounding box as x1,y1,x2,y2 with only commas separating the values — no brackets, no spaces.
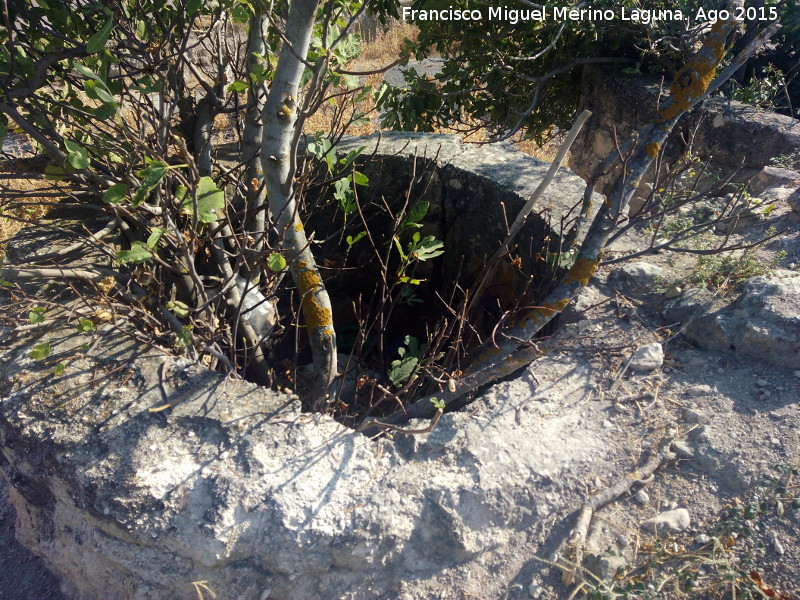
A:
242,8,270,237
260,0,337,407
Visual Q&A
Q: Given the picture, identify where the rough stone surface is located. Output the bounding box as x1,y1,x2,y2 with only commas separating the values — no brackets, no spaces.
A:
629,343,664,372
570,72,800,193
0,315,615,600
325,133,602,297
671,441,695,459
789,189,800,214
749,166,800,196
665,275,800,369
607,262,665,291
641,509,691,535
0,134,609,600
4,129,800,599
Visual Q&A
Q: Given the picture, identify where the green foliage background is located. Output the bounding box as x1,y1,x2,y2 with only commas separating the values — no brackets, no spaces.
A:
378,0,797,140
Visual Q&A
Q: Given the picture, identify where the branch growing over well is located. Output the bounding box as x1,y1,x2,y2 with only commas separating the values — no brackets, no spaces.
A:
361,16,779,435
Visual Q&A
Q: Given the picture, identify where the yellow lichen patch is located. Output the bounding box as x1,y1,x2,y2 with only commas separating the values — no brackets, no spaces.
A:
646,142,660,158
474,346,505,367
657,20,732,123
294,220,304,232
563,257,601,286
295,261,333,331
536,298,570,315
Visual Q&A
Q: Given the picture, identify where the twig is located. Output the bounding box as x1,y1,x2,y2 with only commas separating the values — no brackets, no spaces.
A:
357,407,443,437
561,438,678,587
466,109,592,321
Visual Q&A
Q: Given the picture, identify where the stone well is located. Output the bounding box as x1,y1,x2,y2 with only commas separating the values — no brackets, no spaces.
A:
1,134,615,600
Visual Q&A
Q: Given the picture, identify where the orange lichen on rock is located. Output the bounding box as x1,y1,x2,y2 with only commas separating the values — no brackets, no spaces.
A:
295,260,333,333
646,142,660,158
657,19,732,123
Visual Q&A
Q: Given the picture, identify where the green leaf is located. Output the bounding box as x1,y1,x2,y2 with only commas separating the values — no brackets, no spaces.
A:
44,165,67,181
405,201,429,227
183,176,225,223
411,235,444,261
351,171,369,186
388,355,418,387
186,0,202,16
346,231,366,248
102,182,128,204
175,185,188,203
0,279,14,288
226,80,249,93
137,160,168,187
29,341,51,360
135,19,148,42
92,101,118,120
166,300,190,318
131,160,169,206
83,79,100,100
134,75,161,94
117,241,153,264
398,276,423,285
231,2,252,23
74,62,103,81
28,306,46,324
177,324,193,346
64,140,90,170
93,85,115,104
338,146,365,169
341,74,359,89
146,227,165,249
431,397,445,410
76,318,95,333
53,363,66,376
267,252,287,272
87,15,114,53
387,336,423,387
333,177,356,215
393,236,407,261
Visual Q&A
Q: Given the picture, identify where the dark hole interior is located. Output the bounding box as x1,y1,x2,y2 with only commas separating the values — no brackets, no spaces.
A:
271,152,564,422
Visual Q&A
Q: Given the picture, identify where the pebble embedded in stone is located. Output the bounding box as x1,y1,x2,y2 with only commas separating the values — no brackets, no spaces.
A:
642,508,691,535
696,534,710,544
630,343,664,372
528,583,542,598
602,419,613,429
634,489,650,505
685,384,713,397
664,284,682,299
683,408,709,424
671,441,695,459
771,533,785,556
608,262,665,291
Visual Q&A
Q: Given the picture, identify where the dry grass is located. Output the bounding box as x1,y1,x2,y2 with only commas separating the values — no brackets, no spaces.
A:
301,21,567,164
0,173,59,256
356,21,418,66
0,18,564,258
